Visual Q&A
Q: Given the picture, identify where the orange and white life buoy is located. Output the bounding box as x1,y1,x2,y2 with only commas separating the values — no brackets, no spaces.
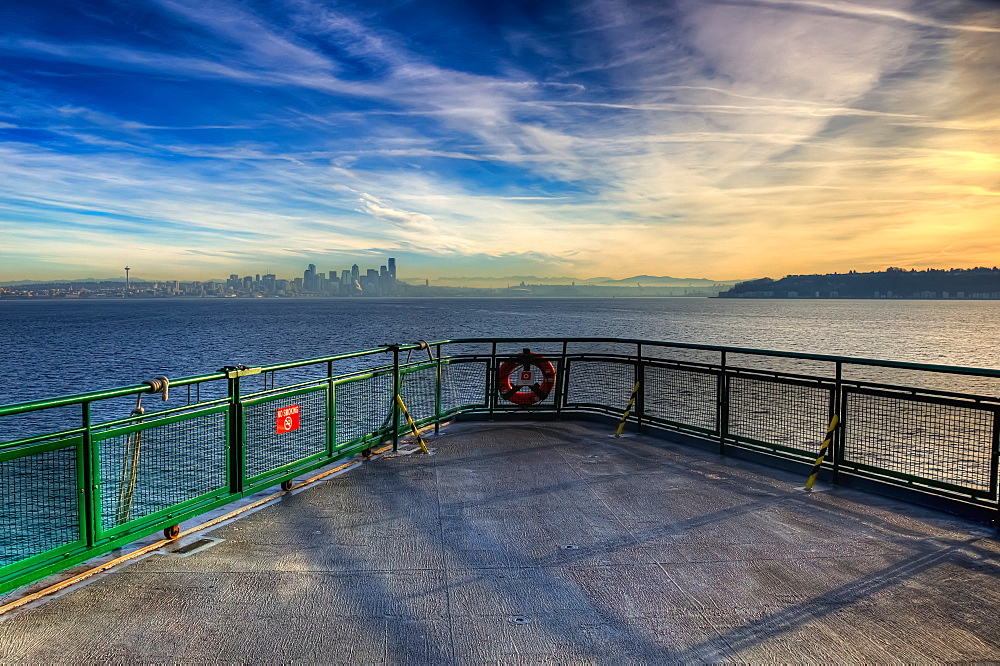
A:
497,349,557,405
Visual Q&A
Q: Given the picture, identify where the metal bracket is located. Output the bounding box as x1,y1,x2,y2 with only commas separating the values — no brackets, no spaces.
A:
220,365,263,379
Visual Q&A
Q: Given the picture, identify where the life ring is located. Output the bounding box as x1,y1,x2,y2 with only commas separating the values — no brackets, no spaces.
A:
497,349,557,405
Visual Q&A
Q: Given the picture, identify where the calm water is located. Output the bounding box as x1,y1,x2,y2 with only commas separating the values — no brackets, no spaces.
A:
1,297,999,405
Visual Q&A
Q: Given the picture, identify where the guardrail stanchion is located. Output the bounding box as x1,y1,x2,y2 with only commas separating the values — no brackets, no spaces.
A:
488,341,497,418
226,371,244,495
392,345,400,453
556,340,569,414
434,343,442,435
636,343,644,434
81,401,97,547
327,360,335,457
833,361,843,484
718,350,728,455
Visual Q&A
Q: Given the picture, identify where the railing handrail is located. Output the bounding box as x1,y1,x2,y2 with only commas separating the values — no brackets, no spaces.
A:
0,342,431,417
432,337,1000,378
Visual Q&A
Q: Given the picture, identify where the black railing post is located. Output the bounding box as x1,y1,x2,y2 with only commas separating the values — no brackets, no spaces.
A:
81,401,97,547
718,350,728,455
833,361,843,484
227,372,244,495
488,341,497,418
392,345,401,452
636,343,644,434
556,340,568,414
990,409,999,529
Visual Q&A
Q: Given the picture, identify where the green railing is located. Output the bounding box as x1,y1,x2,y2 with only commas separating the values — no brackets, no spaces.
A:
2,338,999,595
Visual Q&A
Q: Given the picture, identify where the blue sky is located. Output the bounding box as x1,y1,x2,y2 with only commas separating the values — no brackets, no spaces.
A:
1,0,998,282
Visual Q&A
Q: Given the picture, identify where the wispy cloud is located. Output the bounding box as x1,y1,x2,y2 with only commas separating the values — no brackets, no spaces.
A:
1,0,998,280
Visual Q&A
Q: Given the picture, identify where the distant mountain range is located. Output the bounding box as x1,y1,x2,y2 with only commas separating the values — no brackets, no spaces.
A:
427,275,742,287
3,274,744,288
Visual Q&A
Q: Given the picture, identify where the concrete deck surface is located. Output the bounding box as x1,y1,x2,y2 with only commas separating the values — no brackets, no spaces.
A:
1,420,999,664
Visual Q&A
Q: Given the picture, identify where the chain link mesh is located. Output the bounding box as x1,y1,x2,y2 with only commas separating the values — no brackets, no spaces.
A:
565,360,634,411
399,365,437,424
728,376,832,455
441,361,487,412
244,389,328,480
98,411,228,531
643,365,718,433
0,445,80,568
334,373,393,447
843,391,997,494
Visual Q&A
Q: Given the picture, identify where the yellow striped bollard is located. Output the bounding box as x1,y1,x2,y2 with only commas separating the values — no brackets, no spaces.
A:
615,381,642,437
804,414,839,491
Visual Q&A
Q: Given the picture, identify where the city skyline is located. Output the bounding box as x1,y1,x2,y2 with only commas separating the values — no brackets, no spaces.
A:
2,1,999,281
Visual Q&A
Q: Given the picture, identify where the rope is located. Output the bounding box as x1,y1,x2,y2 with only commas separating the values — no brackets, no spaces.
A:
116,376,170,525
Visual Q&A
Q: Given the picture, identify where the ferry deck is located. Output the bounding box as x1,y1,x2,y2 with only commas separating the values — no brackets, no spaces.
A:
2,419,998,663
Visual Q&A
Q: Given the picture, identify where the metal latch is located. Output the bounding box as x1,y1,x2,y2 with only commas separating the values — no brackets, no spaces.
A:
220,365,263,379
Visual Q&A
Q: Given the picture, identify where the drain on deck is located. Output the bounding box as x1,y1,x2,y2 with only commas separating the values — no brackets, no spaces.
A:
167,538,223,557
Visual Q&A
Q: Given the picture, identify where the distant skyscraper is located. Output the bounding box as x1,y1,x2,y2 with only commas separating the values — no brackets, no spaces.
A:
351,264,360,283
388,258,396,279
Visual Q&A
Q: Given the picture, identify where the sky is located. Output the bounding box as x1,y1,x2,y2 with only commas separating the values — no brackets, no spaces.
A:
1,0,998,282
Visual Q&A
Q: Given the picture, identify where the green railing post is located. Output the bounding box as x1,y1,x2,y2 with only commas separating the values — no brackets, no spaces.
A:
81,401,97,547
327,360,336,456
434,344,442,435
392,345,400,452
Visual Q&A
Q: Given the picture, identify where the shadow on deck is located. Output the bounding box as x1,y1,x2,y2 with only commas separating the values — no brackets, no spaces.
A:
2,420,999,663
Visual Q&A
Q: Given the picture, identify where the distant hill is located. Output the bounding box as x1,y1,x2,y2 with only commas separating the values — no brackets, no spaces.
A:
719,267,1000,299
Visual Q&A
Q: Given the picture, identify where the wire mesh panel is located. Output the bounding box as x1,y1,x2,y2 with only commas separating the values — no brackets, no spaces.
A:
565,360,634,412
334,372,393,448
0,443,81,569
97,409,228,533
441,360,488,413
399,365,437,425
843,389,998,497
243,387,329,481
727,375,832,455
643,365,718,434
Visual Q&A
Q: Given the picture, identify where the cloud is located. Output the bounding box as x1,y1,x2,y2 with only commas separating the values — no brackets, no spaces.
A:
1,0,998,280
355,192,439,233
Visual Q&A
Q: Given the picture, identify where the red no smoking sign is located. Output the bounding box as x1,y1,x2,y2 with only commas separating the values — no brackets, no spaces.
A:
275,404,301,434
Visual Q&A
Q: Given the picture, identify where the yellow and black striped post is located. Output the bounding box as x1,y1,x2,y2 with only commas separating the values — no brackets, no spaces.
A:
615,381,642,437
804,414,839,490
396,394,430,454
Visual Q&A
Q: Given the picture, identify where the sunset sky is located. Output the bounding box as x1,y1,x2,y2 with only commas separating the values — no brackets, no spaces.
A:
1,0,998,282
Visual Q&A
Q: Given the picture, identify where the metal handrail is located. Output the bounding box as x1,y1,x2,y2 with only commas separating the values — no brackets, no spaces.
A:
1,336,997,598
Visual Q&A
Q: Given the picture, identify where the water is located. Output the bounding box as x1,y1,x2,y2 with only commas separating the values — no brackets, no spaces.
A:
2,297,999,406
